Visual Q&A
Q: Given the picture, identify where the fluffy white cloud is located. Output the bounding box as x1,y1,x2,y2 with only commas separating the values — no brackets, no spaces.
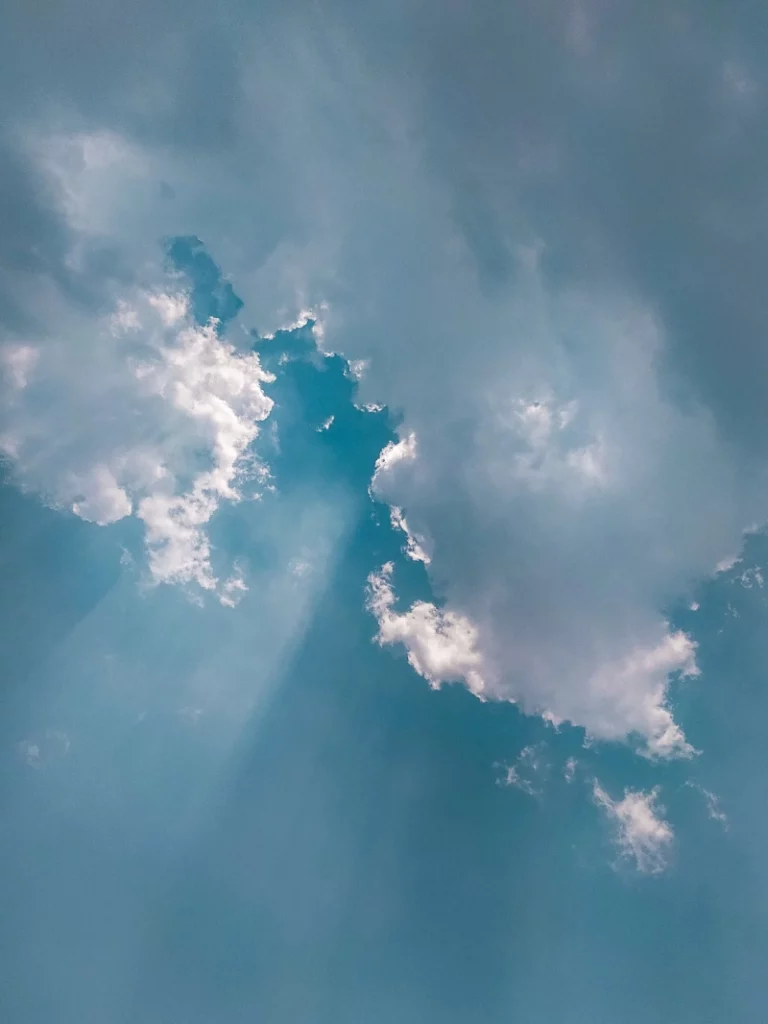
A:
70,464,132,525
563,757,578,783
593,782,674,874
367,562,486,698
0,286,274,598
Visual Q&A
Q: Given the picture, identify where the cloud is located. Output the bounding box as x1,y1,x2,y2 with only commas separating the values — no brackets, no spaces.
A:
593,782,674,875
1,344,38,390
686,782,729,830
496,744,548,797
0,284,274,598
366,365,715,758
367,562,486,698
367,283,756,758
388,506,431,564
0,0,767,754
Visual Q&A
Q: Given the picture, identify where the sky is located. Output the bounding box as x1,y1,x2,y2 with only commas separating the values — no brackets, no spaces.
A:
1,2,768,1022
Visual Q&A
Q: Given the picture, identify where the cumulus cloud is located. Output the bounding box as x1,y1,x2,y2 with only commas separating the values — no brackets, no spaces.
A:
593,782,674,875
367,563,485,698
0,285,274,597
368,285,756,758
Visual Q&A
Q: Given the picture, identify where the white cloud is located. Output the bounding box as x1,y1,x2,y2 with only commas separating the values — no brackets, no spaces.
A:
715,553,741,575
367,562,486,697
1,344,39,391
261,308,318,341
564,630,699,759
371,433,418,483
739,566,764,589
686,782,729,830
497,744,547,796
70,464,133,525
498,395,609,492
346,359,369,381
389,506,431,564
701,790,729,829
498,763,535,796
0,285,274,598
148,292,189,327
593,782,674,874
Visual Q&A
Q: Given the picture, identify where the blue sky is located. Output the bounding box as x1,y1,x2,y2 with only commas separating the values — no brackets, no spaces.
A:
1,3,768,1022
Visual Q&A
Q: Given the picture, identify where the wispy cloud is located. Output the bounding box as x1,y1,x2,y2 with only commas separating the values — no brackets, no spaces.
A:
593,782,674,875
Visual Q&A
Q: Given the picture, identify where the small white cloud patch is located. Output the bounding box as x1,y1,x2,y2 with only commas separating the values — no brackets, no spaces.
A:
686,782,729,829
346,359,369,381
219,568,249,609
372,432,418,483
70,464,133,525
715,553,741,575
739,566,764,589
497,744,547,796
593,782,674,874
